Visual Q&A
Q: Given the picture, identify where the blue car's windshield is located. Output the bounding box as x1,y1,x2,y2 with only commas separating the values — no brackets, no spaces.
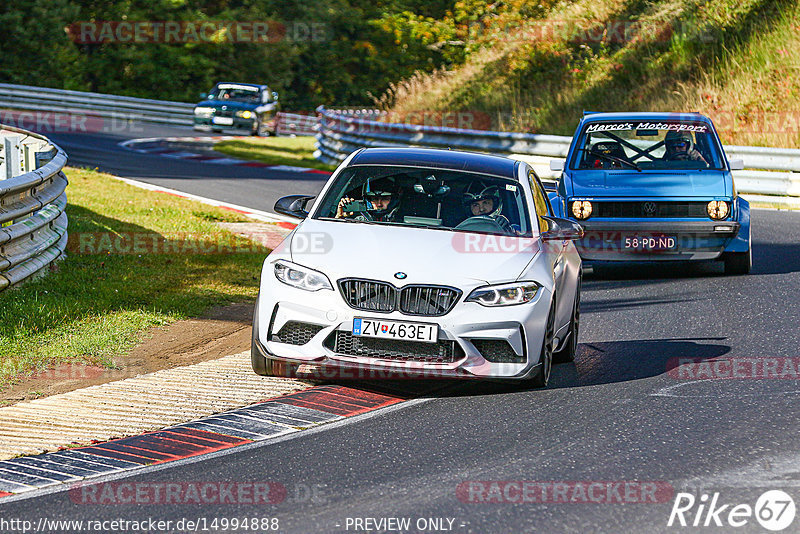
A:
570,121,724,171
313,165,533,237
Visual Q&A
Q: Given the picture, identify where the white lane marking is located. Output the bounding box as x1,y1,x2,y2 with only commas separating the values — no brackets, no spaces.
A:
651,380,800,398
268,165,316,173
159,151,202,159
195,157,242,165
109,176,297,223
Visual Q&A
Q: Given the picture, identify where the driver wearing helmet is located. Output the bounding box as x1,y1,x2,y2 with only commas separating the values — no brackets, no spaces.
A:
663,130,708,163
462,186,512,233
336,178,400,222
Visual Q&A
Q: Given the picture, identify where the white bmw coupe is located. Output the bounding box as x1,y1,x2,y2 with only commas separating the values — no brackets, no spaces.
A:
252,148,583,386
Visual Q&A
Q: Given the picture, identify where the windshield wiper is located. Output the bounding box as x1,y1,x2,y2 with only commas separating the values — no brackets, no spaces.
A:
578,148,641,171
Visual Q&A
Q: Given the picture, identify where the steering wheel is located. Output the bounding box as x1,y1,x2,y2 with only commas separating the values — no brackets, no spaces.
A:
455,216,507,234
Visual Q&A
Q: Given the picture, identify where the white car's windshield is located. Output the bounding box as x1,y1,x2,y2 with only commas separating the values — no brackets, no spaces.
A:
571,121,724,171
314,166,533,237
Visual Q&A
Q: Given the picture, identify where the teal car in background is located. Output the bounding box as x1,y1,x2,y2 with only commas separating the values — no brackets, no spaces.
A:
193,82,279,136
549,112,751,275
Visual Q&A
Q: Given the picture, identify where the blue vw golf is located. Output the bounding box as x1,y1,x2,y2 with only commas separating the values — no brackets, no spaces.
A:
549,112,751,275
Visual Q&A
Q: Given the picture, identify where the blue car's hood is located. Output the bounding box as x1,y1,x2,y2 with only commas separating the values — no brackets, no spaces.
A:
198,99,258,111
569,170,729,198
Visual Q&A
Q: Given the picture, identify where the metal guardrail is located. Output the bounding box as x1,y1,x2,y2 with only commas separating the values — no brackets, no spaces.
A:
276,113,318,136
0,83,194,127
315,107,800,204
0,125,68,291
0,83,324,137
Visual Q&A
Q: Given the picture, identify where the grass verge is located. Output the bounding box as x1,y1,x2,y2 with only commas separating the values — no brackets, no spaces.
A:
380,0,800,148
0,167,268,390
214,136,336,172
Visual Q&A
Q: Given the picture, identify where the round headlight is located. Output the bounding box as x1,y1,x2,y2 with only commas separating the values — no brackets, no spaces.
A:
236,110,253,119
571,200,593,220
707,200,729,220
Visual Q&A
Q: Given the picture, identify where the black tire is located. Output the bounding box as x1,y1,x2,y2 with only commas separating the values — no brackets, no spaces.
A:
723,249,751,275
212,128,223,134
553,280,580,364
529,299,556,388
255,119,272,137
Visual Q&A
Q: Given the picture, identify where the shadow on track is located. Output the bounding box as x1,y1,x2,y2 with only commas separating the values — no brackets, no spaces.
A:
318,338,731,400
751,242,800,275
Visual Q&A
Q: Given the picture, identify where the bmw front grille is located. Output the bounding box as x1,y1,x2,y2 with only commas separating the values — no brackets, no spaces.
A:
338,279,461,317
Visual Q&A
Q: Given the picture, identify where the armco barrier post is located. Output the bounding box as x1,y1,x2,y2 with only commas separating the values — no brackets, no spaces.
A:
4,136,21,179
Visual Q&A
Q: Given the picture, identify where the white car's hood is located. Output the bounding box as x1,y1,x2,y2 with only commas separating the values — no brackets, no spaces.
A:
286,219,540,287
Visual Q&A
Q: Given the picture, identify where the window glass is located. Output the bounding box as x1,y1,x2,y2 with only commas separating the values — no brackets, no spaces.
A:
314,166,534,237
569,121,723,171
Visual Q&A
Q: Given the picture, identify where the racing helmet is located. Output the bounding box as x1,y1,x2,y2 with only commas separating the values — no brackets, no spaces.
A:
664,130,694,156
362,177,399,217
463,186,503,218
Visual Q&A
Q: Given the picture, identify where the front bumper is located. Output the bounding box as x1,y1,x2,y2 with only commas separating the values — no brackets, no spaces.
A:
574,219,740,261
253,278,552,380
193,117,256,133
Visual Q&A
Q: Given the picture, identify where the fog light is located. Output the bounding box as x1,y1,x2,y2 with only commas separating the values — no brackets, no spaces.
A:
571,200,593,220
707,201,729,220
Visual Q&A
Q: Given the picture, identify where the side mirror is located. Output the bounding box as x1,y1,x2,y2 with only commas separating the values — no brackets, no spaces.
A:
729,159,744,171
549,160,565,172
541,216,584,241
274,195,315,220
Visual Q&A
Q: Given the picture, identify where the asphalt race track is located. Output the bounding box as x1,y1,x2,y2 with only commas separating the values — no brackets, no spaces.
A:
43,122,330,213
2,122,799,533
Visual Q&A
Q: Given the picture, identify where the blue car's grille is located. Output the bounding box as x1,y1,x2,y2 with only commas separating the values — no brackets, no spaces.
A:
594,201,708,218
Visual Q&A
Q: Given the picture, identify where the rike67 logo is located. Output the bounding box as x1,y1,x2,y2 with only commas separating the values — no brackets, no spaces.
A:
668,490,796,531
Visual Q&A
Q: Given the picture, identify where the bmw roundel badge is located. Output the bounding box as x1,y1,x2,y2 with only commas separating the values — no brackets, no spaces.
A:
394,272,407,280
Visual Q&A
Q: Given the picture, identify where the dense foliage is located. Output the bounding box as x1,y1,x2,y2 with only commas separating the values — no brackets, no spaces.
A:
0,0,505,109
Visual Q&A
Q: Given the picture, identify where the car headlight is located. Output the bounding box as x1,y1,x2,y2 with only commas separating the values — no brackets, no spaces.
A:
194,106,214,117
571,200,593,220
707,200,730,220
273,260,332,291
236,110,253,119
466,282,541,307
